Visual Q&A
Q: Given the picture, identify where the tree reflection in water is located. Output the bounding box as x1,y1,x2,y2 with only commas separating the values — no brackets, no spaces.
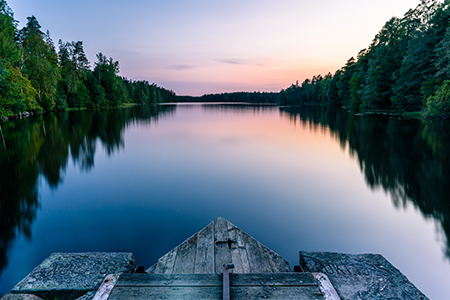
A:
280,106,450,261
0,105,175,274
1,103,449,280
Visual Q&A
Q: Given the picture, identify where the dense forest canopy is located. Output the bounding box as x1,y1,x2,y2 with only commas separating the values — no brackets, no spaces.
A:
178,92,279,104
2,0,450,118
281,0,450,118
0,0,176,120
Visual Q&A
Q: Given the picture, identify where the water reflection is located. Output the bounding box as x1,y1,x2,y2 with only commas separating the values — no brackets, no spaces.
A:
201,103,278,114
1,103,449,297
0,105,175,275
281,105,450,260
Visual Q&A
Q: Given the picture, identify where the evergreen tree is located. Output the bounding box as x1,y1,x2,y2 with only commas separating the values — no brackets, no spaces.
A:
19,16,59,111
93,53,128,107
392,0,442,112
57,40,91,109
360,17,406,110
424,80,450,117
336,57,357,107
0,0,37,117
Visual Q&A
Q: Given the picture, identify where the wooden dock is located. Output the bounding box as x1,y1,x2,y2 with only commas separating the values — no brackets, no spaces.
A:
148,216,292,274
99,273,335,300
92,217,340,300
5,218,430,300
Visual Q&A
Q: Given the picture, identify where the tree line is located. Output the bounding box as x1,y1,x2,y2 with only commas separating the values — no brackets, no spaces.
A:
280,0,450,118
0,0,176,120
179,91,279,103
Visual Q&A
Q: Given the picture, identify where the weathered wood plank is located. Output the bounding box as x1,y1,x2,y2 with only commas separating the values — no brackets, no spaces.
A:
115,274,221,287
173,234,198,274
264,247,293,272
154,248,177,274
145,263,156,274
313,273,341,300
242,230,273,273
194,221,215,274
108,286,324,300
115,273,317,287
214,217,228,242
214,217,232,274
153,217,292,275
108,273,331,300
108,286,221,300
231,273,317,286
92,273,121,300
231,286,324,299
227,222,251,274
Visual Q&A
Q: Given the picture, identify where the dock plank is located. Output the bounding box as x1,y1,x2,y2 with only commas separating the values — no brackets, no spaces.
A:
232,273,317,286
232,286,324,299
194,222,215,274
227,223,251,274
107,273,329,300
243,230,273,273
154,248,177,274
108,286,221,300
152,217,291,275
173,234,198,274
116,273,317,287
214,217,232,274
115,274,221,287
108,286,323,300
265,248,293,272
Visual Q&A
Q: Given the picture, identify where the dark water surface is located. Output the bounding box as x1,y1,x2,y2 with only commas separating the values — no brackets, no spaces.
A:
0,103,449,299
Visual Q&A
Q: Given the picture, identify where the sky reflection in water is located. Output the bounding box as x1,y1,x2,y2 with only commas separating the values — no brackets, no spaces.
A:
0,104,449,299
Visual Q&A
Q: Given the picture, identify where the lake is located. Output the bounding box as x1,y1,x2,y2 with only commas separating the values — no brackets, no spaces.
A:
0,103,449,299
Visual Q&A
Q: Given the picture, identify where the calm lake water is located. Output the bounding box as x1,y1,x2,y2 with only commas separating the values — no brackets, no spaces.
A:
0,103,449,299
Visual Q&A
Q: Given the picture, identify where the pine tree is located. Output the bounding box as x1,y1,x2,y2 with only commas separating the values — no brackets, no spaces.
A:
19,16,60,111
0,0,38,117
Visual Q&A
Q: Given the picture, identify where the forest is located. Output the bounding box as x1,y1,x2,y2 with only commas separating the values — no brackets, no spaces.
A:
0,0,176,120
178,92,279,103
280,0,450,118
3,0,450,120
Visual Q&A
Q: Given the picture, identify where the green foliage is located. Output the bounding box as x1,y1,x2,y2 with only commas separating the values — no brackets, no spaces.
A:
182,91,279,103
93,53,127,107
336,57,356,106
282,0,450,118
0,0,177,118
360,17,406,110
57,40,91,109
0,0,39,118
392,0,447,112
424,80,450,117
0,0,19,68
19,16,60,111
1,66,38,115
123,78,177,104
434,27,450,79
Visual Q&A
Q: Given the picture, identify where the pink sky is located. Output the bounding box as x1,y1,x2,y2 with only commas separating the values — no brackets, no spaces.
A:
9,0,425,96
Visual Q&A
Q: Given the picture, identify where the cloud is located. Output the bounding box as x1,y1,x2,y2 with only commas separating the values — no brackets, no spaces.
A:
169,65,195,70
216,59,267,67
217,59,242,65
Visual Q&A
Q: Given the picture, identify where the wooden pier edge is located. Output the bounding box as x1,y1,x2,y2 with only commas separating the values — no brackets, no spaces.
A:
312,273,341,300
91,272,341,300
92,274,121,300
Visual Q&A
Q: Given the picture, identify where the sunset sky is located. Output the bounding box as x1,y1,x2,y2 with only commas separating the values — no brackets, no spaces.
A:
9,0,423,96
